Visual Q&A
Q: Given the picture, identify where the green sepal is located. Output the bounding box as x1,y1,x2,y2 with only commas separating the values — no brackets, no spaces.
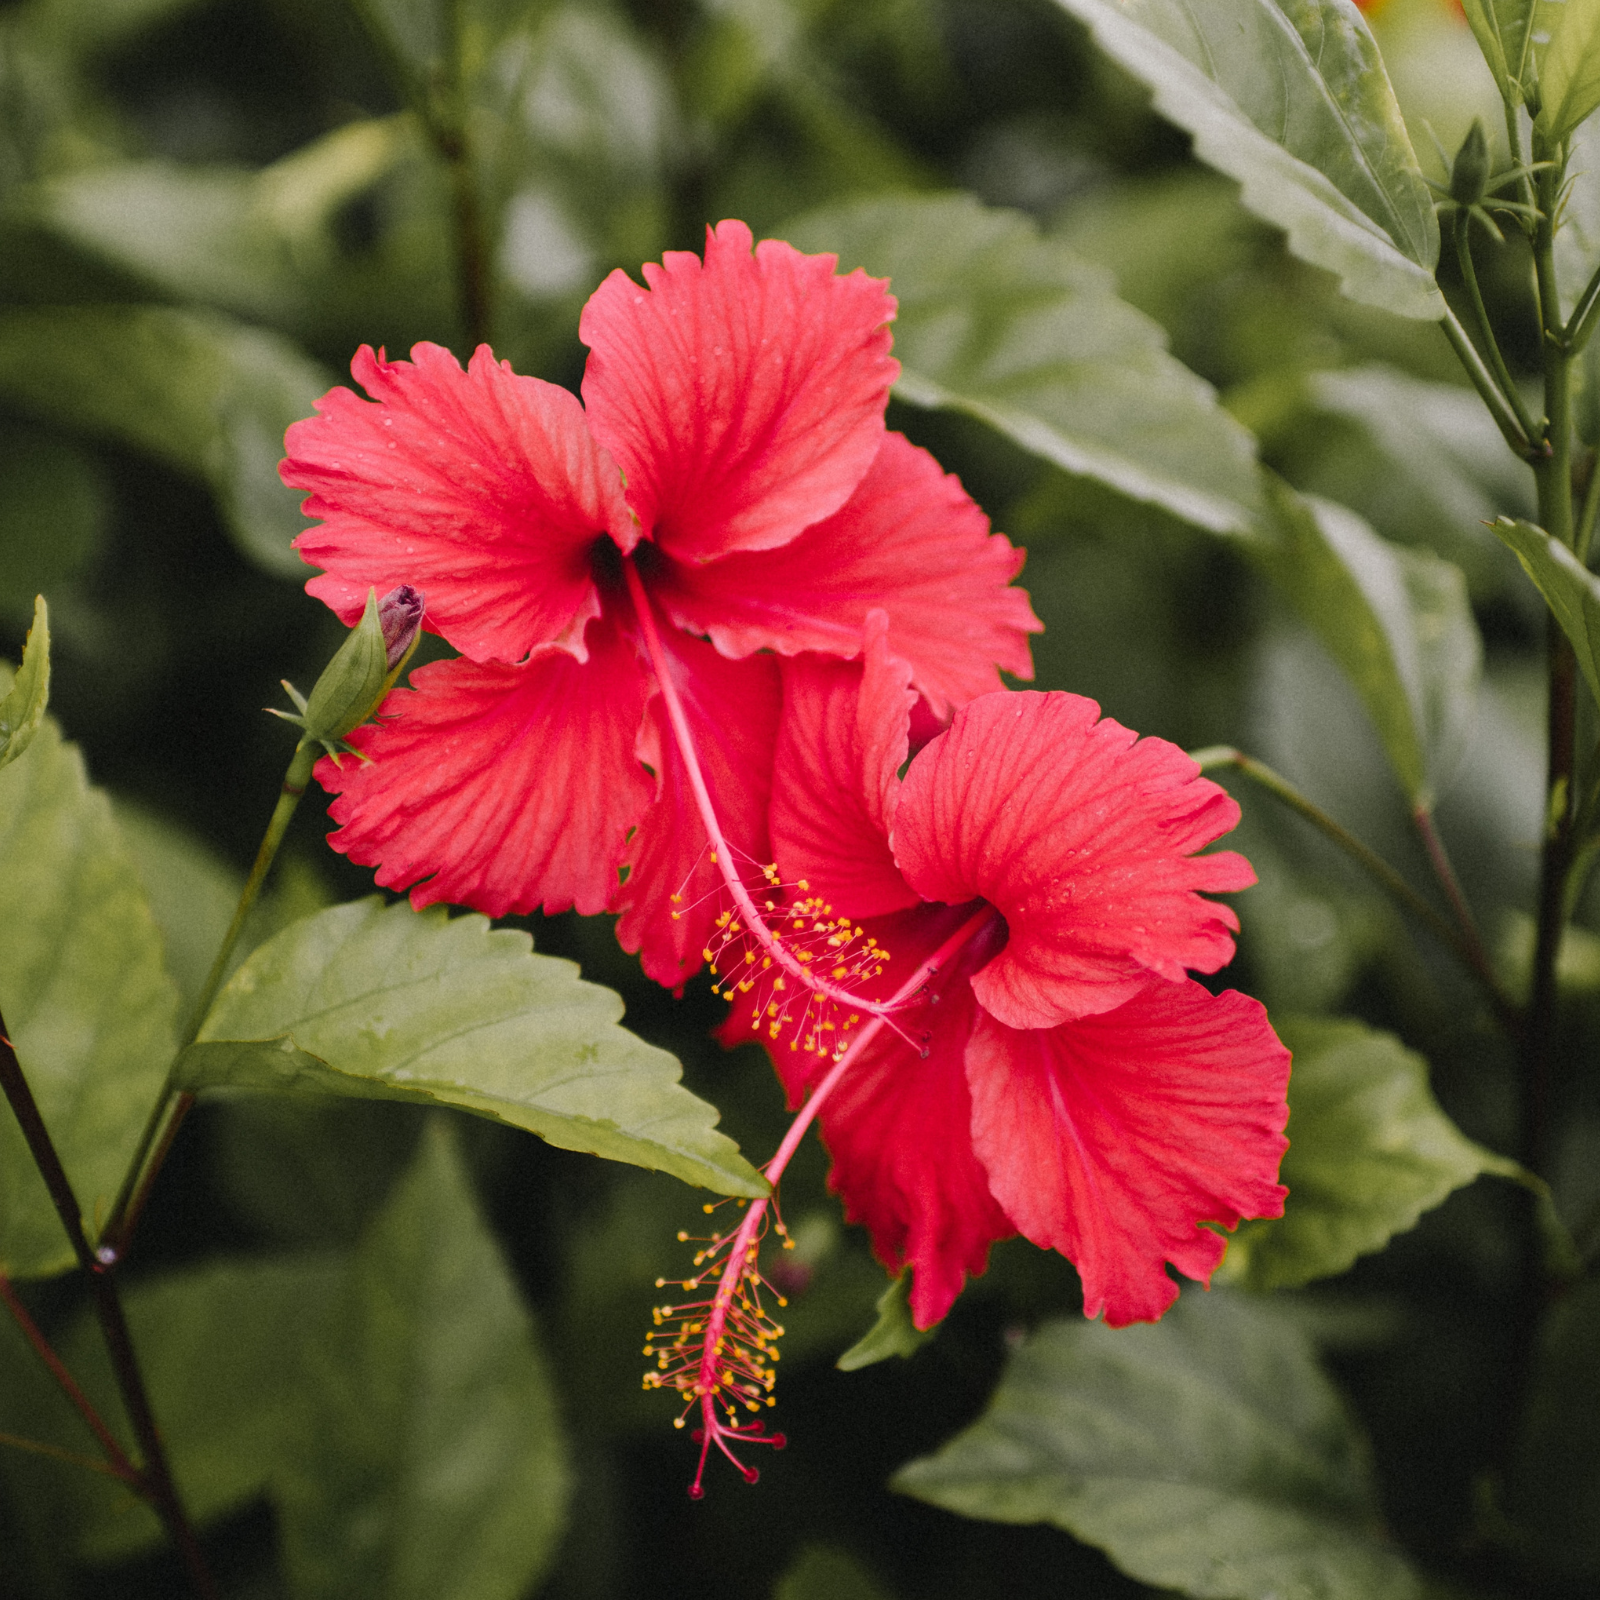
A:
301,587,388,747
836,1271,935,1371
0,595,49,772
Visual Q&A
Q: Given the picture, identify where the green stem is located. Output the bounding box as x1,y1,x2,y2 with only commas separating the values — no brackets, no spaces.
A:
1526,146,1577,1186
1191,747,1521,1030
100,739,318,1259
1439,305,1539,460
1455,216,1541,440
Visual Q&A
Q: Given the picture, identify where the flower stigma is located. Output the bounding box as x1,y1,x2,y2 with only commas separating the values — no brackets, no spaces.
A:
643,1199,791,1498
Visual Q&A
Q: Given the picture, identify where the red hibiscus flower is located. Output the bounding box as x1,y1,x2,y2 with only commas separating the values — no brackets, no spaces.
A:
279,221,1040,986
721,618,1291,1330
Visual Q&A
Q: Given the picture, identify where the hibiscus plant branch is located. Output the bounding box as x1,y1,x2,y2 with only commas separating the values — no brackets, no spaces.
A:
1191,748,1520,1031
102,737,319,1261
0,1011,218,1600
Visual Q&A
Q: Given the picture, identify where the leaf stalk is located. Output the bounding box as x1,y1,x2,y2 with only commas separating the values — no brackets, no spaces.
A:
1191,747,1521,1032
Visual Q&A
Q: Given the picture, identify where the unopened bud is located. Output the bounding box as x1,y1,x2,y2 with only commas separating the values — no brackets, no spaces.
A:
302,588,389,745
1450,118,1490,208
378,584,425,670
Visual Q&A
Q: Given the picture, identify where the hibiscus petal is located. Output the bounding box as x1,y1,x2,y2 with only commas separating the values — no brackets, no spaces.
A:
612,628,783,987
965,980,1289,1327
721,905,1012,1329
894,692,1255,1026
770,612,922,919
317,615,652,917
579,220,898,564
284,343,634,664
654,432,1041,716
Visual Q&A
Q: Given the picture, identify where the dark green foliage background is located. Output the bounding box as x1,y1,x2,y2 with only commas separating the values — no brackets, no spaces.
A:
0,0,1594,1597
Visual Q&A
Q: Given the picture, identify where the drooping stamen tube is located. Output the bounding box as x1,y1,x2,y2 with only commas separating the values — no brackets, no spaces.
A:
647,902,996,1497
623,558,902,1021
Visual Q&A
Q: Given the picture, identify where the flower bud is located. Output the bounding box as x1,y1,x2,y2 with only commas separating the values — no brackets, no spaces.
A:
302,588,390,745
378,583,425,670
1451,119,1490,208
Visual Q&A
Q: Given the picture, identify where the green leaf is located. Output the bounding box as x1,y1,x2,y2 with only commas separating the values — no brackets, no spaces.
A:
177,897,766,1197
1534,0,1600,139
0,702,177,1278
1216,1016,1514,1290
0,306,328,579
774,1545,897,1600
1253,481,1482,804
1491,516,1600,703
894,1292,1424,1600
836,1271,933,1371
1296,364,1533,579
782,193,1265,538
1460,0,1538,105
1,1125,571,1596
1046,0,1444,319
276,1121,570,1600
0,596,49,772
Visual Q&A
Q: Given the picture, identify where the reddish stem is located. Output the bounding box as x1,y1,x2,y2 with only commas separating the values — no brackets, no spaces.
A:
0,1270,140,1484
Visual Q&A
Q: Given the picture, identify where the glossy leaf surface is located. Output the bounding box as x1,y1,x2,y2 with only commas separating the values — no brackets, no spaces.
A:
1045,0,1443,318
784,194,1265,537
895,1292,1423,1600
276,1121,571,1600
178,898,766,1196
1534,0,1600,139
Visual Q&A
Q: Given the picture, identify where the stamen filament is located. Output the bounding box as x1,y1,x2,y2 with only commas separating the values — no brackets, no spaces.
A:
623,558,900,1020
